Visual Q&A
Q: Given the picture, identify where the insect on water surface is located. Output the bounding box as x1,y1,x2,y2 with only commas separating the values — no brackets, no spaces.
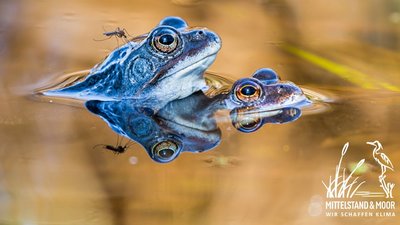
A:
93,135,133,155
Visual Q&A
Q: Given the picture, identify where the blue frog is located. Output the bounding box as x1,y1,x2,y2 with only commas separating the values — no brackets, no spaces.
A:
226,68,309,110
225,68,309,132
44,17,221,104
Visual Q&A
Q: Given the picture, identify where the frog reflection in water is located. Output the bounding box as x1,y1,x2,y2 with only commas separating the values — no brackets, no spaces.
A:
44,17,221,107
86,68,309,163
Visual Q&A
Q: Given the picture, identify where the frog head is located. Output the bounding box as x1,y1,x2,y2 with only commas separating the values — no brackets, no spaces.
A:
228,68,308,110
44,17,221,103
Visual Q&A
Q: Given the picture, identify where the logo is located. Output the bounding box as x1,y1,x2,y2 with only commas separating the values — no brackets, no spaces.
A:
312,141,396,217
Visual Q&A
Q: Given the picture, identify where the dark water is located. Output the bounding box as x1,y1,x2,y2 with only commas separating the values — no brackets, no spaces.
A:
0,0,399,224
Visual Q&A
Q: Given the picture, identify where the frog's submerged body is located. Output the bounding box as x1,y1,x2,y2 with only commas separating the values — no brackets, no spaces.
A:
44,17,221,103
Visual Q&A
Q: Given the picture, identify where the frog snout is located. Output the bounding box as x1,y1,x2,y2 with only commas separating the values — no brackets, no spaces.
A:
207,30,221,46
194,29,221,43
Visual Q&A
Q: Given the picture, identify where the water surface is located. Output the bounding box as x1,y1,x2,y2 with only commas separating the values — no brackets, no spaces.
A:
0,0,399,224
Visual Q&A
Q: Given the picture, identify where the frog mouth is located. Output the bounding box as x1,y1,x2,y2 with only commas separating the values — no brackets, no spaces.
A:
177,54,216,75
153,53,218,84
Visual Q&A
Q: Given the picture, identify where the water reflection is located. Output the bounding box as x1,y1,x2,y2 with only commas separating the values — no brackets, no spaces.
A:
85,91,221,163
83,68,310,163
86,90,304,163
230,107,301,133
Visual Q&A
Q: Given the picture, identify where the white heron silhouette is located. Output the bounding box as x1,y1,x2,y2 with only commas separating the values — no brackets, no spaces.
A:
367,140,395,198
367,141,394,173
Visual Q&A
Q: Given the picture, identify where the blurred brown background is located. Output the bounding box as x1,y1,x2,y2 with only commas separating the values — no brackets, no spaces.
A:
0,0,399,224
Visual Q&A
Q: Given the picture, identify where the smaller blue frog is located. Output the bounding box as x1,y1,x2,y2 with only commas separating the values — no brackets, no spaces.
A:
226,68,309,110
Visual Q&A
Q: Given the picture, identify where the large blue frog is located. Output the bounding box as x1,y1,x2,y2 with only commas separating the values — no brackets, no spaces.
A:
86,68,309,163
44,17,221,104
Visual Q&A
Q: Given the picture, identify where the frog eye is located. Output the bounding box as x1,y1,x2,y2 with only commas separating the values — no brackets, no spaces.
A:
152,139,181,163
233,79,263,103
152,29,179,54
230,109,263,133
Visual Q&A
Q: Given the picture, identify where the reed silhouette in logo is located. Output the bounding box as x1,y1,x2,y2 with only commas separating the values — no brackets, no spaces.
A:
367,141,395,198
322,142,366,198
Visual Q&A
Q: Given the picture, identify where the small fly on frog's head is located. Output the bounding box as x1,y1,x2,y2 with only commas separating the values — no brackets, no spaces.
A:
94,27,133,47
103,27,129,39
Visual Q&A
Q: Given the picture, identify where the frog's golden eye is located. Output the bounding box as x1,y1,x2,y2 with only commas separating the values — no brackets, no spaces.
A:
153,32,179,53
233,79,263,103
152,139,180,162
